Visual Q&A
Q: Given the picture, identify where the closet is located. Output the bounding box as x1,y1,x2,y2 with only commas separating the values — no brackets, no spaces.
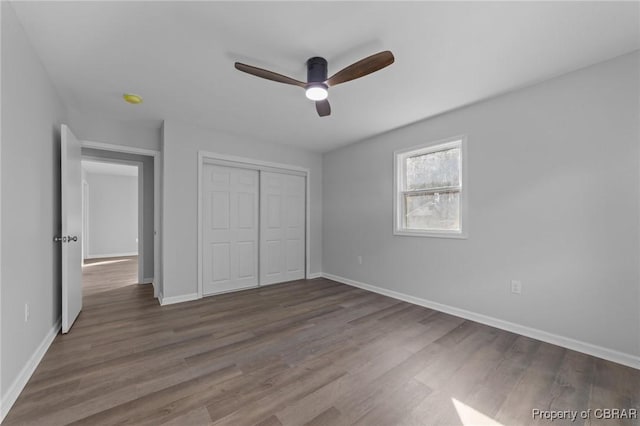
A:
201,161,306,296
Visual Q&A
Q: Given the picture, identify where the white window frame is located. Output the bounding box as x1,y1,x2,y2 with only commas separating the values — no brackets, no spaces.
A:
393,135,468,238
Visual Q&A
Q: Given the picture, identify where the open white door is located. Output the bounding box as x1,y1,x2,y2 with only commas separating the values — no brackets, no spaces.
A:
60,124,82,333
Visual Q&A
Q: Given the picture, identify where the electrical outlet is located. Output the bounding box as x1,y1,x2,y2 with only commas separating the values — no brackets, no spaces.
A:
24,303,30,322
511,280,522,295
357,256,363,265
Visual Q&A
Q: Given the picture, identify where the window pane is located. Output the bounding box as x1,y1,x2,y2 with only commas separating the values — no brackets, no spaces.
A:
405,191,460,231
406,147,460,190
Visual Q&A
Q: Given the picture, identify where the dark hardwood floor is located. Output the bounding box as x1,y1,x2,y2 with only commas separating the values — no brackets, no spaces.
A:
3,260,639,425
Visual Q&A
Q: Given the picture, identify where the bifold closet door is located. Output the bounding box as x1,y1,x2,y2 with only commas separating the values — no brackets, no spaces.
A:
202,164,259,295
260,172,306,285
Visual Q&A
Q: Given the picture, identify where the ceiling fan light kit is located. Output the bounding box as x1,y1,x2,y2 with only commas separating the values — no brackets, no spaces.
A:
305,85,328,101
305,56,329,101
234,50,394,117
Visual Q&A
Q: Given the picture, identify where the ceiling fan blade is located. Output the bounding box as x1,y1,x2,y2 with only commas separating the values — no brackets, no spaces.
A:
234,62,306,88
315,99,331,117
327,51,395,87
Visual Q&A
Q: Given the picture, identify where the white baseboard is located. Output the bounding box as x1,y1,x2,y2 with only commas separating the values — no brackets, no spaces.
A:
0,318,61,423
159,292,199,306
141,277,154,284
307,272,323,279
323,273,640,370
85,252,138,259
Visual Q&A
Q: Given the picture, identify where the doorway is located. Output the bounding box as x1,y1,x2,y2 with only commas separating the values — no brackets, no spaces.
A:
81,159,141,295
59,127,161,334
80,141,161,299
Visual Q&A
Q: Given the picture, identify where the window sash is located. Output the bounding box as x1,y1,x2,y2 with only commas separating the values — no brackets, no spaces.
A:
401,189,462,231
405,147,461,190
401,145,462,192
394,136,466,238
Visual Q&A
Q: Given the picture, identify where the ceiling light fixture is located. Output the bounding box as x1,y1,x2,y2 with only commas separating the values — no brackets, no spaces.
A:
234,51,394,117
305,84,328,101
123,93,143,104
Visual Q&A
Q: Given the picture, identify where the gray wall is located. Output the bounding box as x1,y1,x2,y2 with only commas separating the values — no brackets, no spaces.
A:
323,52,640,358
82,148,154,280
84,172,138,258
1,1,68,399
161,120,323,298
69,109,161,152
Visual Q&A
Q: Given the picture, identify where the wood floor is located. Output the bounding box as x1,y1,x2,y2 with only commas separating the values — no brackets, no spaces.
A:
4,260,639,425
82,256,139,297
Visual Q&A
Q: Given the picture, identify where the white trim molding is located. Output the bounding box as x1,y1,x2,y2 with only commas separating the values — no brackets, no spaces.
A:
159,293,199,306
199,151,309,174
81,140,160,157
0,318,61,423
323,273,640,370
307,272,323,279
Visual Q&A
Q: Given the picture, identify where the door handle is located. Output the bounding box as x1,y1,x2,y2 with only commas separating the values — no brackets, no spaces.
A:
54,236,77,243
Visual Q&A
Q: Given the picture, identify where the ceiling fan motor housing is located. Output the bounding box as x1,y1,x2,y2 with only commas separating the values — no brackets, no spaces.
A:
307,57,328,85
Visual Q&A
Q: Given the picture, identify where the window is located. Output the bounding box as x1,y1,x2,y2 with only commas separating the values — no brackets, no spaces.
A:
394,136,467,238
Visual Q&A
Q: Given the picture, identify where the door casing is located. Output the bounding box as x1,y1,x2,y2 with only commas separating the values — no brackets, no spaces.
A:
80,141,161,298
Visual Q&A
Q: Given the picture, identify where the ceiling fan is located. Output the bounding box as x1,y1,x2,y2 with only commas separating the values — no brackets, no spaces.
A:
234,51,395,117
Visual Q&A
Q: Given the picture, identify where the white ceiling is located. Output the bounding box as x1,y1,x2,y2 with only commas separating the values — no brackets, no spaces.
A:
11,1,640,152
82,160,138,177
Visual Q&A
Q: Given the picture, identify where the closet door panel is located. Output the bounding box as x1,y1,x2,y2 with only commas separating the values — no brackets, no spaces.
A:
260,172,305,285
203,165,258,295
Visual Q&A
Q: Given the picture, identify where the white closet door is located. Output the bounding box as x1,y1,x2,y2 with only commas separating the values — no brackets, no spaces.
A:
203,165,259,295
260,172,306,285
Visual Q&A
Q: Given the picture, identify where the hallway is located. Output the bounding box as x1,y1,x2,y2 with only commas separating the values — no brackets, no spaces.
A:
82,256,139,297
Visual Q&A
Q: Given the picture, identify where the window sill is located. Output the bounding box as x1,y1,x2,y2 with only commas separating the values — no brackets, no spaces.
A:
393,229,468,239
